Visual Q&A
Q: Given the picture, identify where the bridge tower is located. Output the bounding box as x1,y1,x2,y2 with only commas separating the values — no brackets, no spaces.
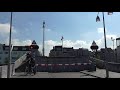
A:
30,40,39,61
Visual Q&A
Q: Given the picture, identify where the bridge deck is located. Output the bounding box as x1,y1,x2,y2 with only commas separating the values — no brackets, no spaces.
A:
11,69,120,78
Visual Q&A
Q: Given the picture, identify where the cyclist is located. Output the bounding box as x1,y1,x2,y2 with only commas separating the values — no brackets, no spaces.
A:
29,57,36,75
25,52,36,75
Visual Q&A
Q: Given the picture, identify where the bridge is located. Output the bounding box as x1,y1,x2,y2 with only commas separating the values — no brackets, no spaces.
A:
11,68,120,78
1,51,120,78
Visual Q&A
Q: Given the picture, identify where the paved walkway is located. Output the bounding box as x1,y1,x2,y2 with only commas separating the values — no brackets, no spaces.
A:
11,68,120,78
11,72,95,78
81,69,120,78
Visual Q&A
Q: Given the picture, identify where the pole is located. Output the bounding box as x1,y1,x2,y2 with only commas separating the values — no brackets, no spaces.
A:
111,38,115,50
102,12,109,78
116,39,117,62
113,39,114,50
7,12,12,78
62,39,63,47
61,36,63,52
43,21,45,56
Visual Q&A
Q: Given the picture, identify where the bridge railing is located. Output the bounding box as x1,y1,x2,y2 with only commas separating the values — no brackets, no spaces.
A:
12,53,27,75
14,53,27,69
89,57,120,73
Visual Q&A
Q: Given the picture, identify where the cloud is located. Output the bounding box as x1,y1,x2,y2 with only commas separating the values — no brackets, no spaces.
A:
40,38,116,56
4,38,32,46
97,28,107,34
95,34,117,49
96,27,117,49
4,37,116,56
0,23,16,35
106,34,117,40
12,39,32,46
0,21,117,57
2,35,117,57
38,40,92,56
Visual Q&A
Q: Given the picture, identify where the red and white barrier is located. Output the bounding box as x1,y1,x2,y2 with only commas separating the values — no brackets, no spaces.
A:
83,63,87,65
48,64,52,66
41,64,46,66
38,63,91,67
77,63,81,65
88,63,91,65
58,64,63,66
70,64,75,66
65,64,69,66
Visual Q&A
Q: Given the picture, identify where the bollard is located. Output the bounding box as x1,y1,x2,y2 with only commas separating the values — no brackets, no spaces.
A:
0,67,2,78
11,64,15,76
0,72,1,78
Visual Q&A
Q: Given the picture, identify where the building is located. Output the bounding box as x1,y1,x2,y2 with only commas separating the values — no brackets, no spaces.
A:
0,44,12,64
0,43,31,64
0,40,41,64
11,46,31,62
49,46,89,57
115,37,120,63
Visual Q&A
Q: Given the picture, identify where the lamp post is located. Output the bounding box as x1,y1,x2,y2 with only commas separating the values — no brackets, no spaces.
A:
96,12,113,78
111,37,116,62
7,12,13,78
111,37,115,50
43,21,45,57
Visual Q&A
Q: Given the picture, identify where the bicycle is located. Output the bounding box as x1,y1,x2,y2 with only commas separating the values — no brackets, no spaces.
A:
24,65,36,76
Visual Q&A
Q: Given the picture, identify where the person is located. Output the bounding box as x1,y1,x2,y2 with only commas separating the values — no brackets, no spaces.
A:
29,57,36,75
25,53,36,75
26,52,31,60
25,53,31,73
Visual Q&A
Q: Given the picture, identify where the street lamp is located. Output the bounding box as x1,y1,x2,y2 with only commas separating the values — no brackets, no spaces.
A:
111,37,115,50
7,12,13,78
43,21,45,57
96,12,113,78
111,37,117,62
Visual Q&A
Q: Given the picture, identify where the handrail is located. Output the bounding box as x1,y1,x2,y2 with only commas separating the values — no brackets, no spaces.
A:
89,56,120,65
14,53,27,69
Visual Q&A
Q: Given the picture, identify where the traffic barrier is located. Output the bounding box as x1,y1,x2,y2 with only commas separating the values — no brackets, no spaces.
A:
70,64,75,66
58,64,63,66
36,63,95,72
41,64,46,66
84,63,87,65
77,63,81,65
65,64,69,66
48,64,52,66
38,63,92,66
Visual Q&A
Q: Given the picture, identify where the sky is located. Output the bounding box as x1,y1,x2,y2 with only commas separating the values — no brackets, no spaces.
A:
0,12,119,56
